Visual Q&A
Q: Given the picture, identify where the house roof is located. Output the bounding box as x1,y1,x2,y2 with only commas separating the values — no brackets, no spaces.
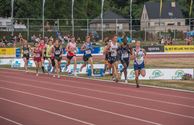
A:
145,1,183,19
90,10,128,24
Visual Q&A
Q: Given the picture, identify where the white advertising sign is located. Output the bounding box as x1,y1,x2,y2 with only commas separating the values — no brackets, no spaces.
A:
121,69,194,80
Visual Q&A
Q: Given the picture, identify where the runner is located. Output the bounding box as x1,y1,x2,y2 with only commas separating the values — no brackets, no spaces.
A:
118,36,133,83
106,35,120,82
44,39,53,74
53,39,63,78
103,38,111,75
80,36,94,76
65,36,77,76
38,39,46,73
133,41,146,88
33,42,42,76
21,39,31,72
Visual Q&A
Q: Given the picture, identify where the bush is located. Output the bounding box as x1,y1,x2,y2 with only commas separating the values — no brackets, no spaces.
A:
182,73,192,80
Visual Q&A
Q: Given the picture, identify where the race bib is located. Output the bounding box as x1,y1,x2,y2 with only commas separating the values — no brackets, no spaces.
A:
122,53,128,58
111,50,117,57
85,49,91,54
36,53,40,58
24,50,29,54
55,50,61,55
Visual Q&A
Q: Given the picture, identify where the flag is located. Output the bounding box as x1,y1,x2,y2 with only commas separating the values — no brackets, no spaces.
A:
190,0,193,17
160,0,163,17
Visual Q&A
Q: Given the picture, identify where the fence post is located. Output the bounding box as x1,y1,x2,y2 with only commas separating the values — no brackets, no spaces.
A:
58,19,60,31
87,19,89,36
116,19,118,35
27,18,29,41
144,28,146,42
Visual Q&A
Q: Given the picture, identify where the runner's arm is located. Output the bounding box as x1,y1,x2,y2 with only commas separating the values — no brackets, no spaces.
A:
81,44,86,51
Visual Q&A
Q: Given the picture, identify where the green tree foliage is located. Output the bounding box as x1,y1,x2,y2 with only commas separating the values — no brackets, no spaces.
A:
0,0,193,19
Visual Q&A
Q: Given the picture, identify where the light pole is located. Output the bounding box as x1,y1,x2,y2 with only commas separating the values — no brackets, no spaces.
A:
11,0,14,35
130,0,133,38
72,0,75,36
101,0,104,41
42,0,45,37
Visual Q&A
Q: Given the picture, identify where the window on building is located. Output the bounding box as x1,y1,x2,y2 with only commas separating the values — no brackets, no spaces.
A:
0,22,2,26
116,24,123,30
177,22,181,26
105,24,109,28
167,23,175,26
6,22,11,26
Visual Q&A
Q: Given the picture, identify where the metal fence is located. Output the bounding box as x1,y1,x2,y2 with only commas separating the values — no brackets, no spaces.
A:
0,18,193,41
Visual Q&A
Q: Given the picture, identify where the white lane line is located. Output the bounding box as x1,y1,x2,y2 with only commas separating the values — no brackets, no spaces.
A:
1,68,194,96
0,87,162,125
0,98,95,125
1,81,194,119
0,76,193,109
0,115,23,125
1,69,194,101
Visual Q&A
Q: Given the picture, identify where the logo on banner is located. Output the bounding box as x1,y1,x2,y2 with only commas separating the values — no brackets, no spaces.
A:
149,70,164,79
128,70,135,79
172,70,185,79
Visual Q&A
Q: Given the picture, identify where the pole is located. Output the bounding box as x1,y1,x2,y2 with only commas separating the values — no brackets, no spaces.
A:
42,0,45,37
87,19,89,36
27,18,29,41
101,0,104,41
57,19,60,31
130,0,132,38
72,0,74,36
116,19,118,35
11,0,14,35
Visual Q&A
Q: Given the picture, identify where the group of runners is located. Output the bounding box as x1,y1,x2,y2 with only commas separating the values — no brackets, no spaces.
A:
21,34,146,88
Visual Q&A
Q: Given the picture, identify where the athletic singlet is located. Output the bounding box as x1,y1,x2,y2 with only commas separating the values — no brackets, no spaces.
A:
67,42,77,56
46,45,53,57
109,41,118,57
84,42,93,55
134,48,144,65
120,44,130,59
34,48,41,58
54,46,63,57
23,45,29,55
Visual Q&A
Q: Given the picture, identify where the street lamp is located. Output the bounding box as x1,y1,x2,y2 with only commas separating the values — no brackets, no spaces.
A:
42,0,45,37
101,0,104,41
130,0,133,38
11,0,14,35
72,0,74,36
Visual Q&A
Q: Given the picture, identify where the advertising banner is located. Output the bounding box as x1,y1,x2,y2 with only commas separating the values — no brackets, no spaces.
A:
121,69,194,80
164,45,194,52
0,48,16,57
144,46,164,52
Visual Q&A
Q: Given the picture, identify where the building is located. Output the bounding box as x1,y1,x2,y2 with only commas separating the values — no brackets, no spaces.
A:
0,17,26,31
89,10,129,32
141,1,190,33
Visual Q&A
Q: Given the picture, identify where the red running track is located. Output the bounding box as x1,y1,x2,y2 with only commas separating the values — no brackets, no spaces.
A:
0,69,194,125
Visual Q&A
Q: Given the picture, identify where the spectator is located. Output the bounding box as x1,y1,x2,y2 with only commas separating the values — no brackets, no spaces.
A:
161,37,165,45
31,34,37,43
1,36,8,47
